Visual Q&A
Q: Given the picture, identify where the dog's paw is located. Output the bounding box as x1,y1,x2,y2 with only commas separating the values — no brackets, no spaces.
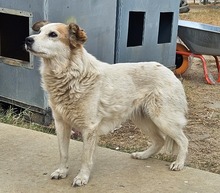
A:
51,168,68,179
170,161,184,171
72,173,89,187
131,152,142,159
131,152,149,160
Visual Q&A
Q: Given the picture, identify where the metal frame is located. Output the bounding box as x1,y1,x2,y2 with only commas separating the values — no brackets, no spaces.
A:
0,7,34,68
176,50,220,84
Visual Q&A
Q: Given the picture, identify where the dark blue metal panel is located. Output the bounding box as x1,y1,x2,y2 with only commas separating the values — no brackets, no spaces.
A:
115,0,179,68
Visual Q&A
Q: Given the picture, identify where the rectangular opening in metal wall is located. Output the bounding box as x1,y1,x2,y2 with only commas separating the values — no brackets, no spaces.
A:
127,11,145,47
157,12,173,44
0,8,33,68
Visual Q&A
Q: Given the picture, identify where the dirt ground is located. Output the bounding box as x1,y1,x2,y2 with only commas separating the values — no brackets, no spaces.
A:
99,4,220,174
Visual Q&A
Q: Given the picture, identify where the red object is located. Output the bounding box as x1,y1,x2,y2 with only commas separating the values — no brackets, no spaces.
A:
176,50,220,85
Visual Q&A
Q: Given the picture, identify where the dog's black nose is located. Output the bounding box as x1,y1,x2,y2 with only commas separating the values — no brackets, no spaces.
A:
25,37,34,46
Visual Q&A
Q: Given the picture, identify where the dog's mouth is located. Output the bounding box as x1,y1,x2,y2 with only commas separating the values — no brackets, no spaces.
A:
26,46,46,56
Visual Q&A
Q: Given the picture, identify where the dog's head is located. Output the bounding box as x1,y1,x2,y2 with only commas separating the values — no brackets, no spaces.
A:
25,21,87,59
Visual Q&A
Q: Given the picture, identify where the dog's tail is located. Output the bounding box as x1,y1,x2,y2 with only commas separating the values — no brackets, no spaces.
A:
160,136,178,155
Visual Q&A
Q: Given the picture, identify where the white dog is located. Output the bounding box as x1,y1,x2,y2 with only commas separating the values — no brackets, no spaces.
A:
25,21,188,187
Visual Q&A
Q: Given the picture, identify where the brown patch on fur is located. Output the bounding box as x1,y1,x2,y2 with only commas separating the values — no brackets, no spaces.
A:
56,25,70,47
32,20,49,31
68,23,87,48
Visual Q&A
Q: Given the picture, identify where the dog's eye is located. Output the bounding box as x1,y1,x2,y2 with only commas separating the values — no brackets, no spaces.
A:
48,32,58,38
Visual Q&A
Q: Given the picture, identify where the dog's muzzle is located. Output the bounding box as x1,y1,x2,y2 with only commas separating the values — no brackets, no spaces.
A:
25,37,34,49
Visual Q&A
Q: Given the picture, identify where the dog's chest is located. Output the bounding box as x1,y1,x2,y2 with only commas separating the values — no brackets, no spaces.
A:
42,74,87,126
50,94,87,128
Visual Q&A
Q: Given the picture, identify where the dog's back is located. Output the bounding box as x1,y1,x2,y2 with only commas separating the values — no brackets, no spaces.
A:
97,61,187,123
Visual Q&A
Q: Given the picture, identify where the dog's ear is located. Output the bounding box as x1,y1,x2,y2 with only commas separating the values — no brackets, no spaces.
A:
68,23,87,48
32,21,49,32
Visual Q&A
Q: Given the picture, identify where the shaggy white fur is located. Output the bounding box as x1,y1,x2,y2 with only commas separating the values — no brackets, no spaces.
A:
25,21,188,187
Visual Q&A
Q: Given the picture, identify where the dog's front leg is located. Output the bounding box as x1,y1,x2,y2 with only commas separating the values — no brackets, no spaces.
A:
51,119,71,180
72,129,98,187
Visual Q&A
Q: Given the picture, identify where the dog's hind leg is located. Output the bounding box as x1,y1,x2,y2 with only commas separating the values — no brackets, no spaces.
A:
131,117,165,159
152,115,188,171
51,118,71,180
168,131,188,171
72,128,98,187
